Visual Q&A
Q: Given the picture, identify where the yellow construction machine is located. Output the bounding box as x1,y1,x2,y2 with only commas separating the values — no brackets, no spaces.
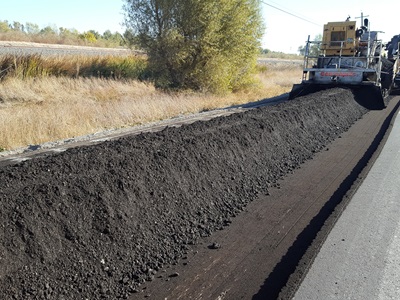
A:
290,17,392,109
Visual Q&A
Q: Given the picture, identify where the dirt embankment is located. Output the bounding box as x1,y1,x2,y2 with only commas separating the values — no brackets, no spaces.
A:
0,88,367,299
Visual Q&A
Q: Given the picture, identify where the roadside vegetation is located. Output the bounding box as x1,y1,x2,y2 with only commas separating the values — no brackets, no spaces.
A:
0,20,128,48
0,53,301,151
124,0,265,93
259,49,302,60
0,3,303,152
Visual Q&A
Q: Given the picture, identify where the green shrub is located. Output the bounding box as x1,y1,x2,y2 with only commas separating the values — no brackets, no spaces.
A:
124,0,264,94
77,56,149,79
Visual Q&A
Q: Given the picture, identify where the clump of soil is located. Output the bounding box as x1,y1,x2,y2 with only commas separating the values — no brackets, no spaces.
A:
0,88,367,299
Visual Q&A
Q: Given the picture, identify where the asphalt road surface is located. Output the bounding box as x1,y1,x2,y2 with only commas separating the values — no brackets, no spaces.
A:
293,110,400,299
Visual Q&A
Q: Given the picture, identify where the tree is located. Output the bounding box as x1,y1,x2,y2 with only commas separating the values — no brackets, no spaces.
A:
25,22,40,35
88,30,100,40
102,29,113,40
79,31,97,43
260,48,271,54
0,20,10,33
59,27,79,37
40,25,58,35
12,21,24,32
298,34,322,57
103,30,124,46
122,29,136,47
123,0,264,93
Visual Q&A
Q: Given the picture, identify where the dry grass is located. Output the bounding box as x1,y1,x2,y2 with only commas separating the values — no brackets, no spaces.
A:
0,54,147,81
257,61,302,96
0,61,302,151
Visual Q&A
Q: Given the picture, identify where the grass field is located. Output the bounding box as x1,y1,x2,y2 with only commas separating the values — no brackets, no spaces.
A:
0,55,302,151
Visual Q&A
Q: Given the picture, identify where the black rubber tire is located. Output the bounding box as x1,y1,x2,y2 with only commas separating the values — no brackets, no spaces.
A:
381,58,394,90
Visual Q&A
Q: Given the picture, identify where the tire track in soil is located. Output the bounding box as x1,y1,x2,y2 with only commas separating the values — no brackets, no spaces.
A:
0,88,397,300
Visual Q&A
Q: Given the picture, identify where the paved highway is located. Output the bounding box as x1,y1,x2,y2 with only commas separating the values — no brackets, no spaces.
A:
293,109,400,299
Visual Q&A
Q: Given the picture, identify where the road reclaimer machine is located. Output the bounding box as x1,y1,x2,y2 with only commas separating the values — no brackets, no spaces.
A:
289,17,389,109
386,34,400,94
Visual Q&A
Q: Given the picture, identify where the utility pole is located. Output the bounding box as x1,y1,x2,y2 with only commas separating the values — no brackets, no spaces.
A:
355,12,369,27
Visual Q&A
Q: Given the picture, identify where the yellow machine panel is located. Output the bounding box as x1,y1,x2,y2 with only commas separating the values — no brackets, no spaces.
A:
289,16,390,109
321,21,357,56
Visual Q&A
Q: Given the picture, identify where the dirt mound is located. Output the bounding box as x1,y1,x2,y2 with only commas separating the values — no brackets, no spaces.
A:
0,88,367,299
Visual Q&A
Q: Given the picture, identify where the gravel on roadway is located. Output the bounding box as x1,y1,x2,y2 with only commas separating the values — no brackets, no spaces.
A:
0,88,372,299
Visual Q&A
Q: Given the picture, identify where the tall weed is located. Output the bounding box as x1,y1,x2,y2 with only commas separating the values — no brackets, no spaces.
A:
0,57,301,151
0,54,148,81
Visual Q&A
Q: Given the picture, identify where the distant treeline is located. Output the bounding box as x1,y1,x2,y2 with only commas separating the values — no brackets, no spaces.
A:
0,20,134,48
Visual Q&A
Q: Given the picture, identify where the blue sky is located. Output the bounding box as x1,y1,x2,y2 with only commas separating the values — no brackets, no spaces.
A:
1,0,126,34
261,0,398,53
2,0,398,54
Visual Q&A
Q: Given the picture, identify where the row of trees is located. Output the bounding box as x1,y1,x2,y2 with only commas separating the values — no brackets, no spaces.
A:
0,20,127,47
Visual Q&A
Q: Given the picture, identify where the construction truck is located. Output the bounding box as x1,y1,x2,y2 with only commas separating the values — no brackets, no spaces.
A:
386,34,400,94
289,17,392,109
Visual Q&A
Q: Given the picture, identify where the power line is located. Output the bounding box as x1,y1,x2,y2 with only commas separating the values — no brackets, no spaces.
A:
261,1,321,27
265,0,312,20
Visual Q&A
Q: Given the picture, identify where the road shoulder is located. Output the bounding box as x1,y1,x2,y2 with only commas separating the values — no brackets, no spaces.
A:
293,105,400,299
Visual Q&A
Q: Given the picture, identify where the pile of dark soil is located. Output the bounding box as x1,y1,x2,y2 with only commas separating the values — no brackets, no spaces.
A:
0,88,367,299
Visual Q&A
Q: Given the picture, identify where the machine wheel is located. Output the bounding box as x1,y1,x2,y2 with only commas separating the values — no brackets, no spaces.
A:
381,58,394,91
